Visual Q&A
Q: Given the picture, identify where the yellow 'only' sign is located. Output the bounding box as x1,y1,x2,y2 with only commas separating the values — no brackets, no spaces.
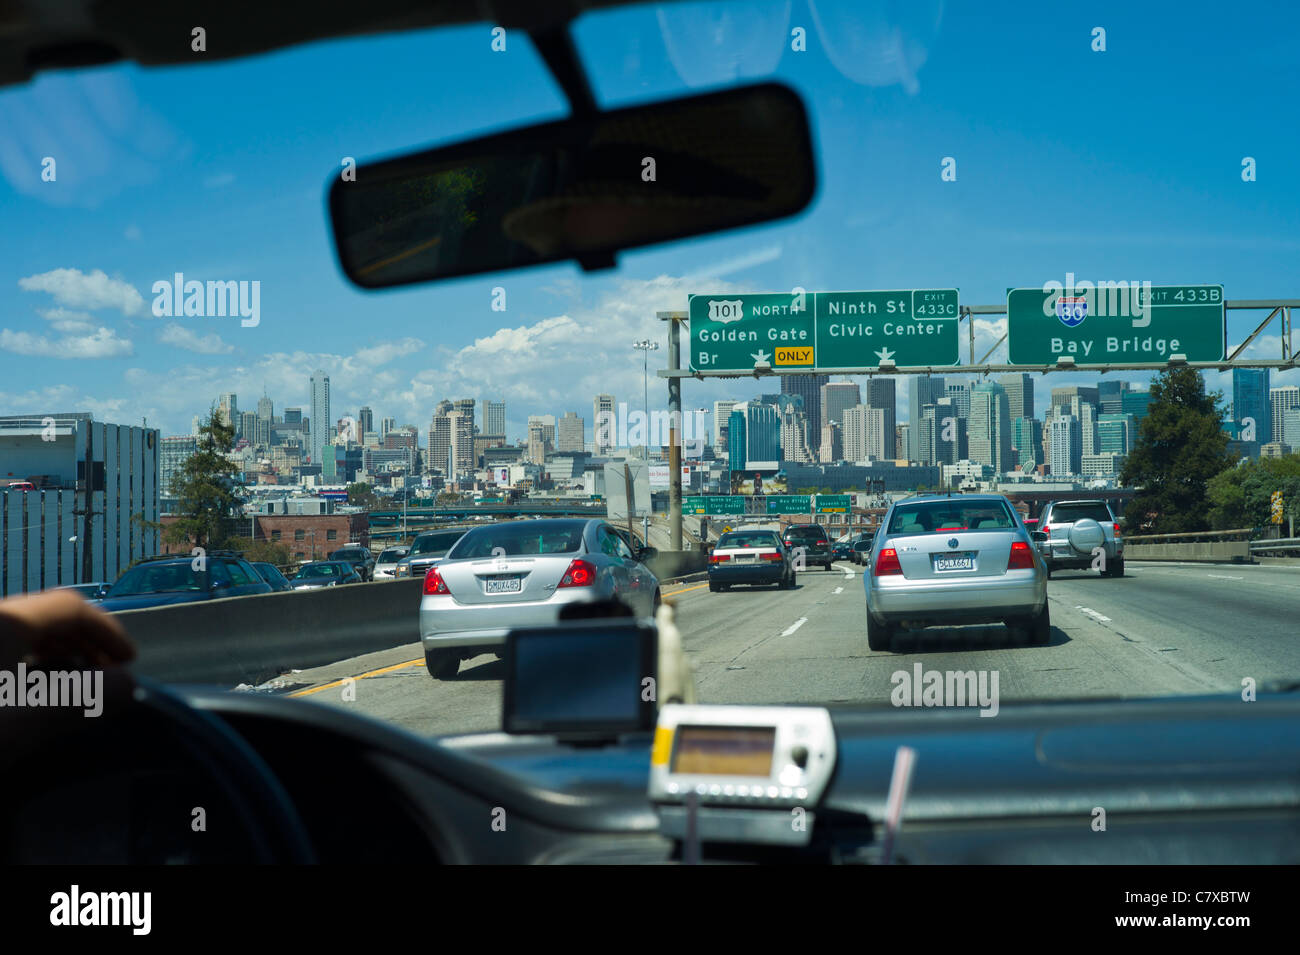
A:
774,346,814,366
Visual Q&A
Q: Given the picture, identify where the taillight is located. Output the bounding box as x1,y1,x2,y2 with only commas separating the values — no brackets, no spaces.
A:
423,567,449,595
709,553,731,563
816,540,827,545
1007,541,1036,570
1112,523,1121,537
761,551,783,562
559,558,596,588
874,548,902,576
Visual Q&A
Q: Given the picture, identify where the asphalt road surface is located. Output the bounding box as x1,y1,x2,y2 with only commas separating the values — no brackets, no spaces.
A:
281,561,1300,736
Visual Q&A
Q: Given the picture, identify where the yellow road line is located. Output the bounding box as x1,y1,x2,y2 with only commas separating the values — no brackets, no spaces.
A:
288,657,424,698
664,582,708,598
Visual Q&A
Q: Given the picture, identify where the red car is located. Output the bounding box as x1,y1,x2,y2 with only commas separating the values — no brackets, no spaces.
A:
6,481,35,492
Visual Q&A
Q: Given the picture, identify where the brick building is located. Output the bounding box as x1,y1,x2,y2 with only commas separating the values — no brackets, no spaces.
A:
160,512,369,562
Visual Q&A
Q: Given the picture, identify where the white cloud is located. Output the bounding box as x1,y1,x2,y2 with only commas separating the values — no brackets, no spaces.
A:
18,267,144,315
158,323,235,355
0,326,133,358
38,306,97,334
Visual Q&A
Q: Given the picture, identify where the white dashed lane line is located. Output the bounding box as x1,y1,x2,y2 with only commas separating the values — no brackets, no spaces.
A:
1076,605,1112,623
834,586,843,594
781,617,808,637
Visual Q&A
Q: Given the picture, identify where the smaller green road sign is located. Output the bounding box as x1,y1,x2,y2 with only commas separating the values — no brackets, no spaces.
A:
765,494,812,514
814,495,851,513
684,496,745,515
1007,284,1225,365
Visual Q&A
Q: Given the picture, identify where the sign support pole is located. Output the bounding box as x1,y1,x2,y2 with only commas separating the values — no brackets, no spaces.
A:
667,313,683,551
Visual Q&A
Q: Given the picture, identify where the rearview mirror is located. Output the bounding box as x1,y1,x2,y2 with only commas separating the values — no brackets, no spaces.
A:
329,83,815,288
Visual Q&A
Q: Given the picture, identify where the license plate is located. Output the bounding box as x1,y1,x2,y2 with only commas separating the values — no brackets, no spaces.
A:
933,554,974,572
484,576,522,594
735,554,756,562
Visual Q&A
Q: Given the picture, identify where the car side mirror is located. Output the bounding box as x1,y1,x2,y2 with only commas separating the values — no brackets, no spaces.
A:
1030,531,1047,542
637,546,658,563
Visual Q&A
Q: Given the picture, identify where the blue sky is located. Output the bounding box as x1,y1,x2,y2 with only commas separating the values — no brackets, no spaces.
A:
1,0,1297,443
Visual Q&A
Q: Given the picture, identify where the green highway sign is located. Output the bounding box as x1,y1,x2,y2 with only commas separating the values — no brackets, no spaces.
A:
1007,284,1225,365
765,494,812,514
684,496,745,515
814,494,852,513
688,290,959,372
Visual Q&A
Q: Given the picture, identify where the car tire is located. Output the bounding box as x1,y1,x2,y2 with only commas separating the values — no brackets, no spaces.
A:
709,581,720,593
1027,602,1051,645
1106,556,1125,578
867,613,893,652
424,649,460,681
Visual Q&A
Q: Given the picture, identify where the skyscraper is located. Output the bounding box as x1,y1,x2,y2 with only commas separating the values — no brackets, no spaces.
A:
358,406,374,437
309,371,329,465
1269,385,1299,445
908,376,946,462
380,416,396,442
997,373,1034,421
713,400,741,453
483,400,506,437
217,393,238,429
1098,380,1130,415
1098,413,1136,455
728,407,747,472
945,380,972,419
1013,417,1043,471
1049,414,1082,477
745,403,781,466
594,394,616,454
557,412,584,452
780,374,829,439
1231,369,1269,446
1051,385,1099,416
969,382,1013,474
820,381,861,429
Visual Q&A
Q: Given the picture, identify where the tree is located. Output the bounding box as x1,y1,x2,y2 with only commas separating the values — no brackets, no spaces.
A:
1207,453,1300,531
346,481,379,509
1119,368,1231,534
226,536,293,567
164,408,245,550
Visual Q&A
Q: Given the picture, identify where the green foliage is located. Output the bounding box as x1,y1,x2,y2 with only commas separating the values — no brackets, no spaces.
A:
1119,369,1231,533
346,481,379,509
227,536,293,567
1207,453,1300,530
163,408,245,550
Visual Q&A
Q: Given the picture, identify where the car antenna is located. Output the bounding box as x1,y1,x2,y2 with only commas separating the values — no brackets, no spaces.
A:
879,745,917,865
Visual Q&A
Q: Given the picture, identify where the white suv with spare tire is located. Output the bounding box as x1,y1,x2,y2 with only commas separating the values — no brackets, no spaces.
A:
1036,500,1124,577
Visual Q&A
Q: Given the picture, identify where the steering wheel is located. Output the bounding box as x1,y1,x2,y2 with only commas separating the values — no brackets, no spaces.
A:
0,674,316,864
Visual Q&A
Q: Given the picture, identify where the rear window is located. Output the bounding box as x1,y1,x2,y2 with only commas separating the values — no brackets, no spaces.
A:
109,562,205,595
783,527,825,539
377,549,408,562
450,522,587,558
300,563,342,578
718,533,781,549
1047,503,1114,523
887,500,1017,534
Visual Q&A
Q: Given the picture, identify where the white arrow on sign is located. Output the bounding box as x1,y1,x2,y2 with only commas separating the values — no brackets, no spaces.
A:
875,347,896,363
751,348,772,364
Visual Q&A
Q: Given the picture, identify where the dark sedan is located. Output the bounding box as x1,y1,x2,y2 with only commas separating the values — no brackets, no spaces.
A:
98,555,272,611
250,561,295,592
291,561,363,590
329,546,376,581
708,530,795,592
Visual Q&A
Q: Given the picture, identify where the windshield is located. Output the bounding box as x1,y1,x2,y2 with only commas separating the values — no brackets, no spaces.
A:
450,522,587,558
409,532,467,556
4,1,1297,747
376,549,408,563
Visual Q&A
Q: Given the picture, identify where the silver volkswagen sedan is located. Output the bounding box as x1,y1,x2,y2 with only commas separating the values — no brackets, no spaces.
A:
864,494,1049,651
419,518,661,680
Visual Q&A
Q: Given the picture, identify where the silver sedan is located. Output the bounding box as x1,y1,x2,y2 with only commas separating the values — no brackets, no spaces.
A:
419,518,661,680
864,494,1049,651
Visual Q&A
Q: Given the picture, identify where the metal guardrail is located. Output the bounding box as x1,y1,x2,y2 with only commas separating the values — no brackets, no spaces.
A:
1249,538,1300,553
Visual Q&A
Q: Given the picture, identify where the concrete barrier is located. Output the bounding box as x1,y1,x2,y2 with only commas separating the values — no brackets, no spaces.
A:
1124,541,1252,563
645,549,708,581
121,579,425,686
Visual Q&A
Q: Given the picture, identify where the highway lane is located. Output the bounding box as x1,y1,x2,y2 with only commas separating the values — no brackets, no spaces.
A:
284,561,1300,736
